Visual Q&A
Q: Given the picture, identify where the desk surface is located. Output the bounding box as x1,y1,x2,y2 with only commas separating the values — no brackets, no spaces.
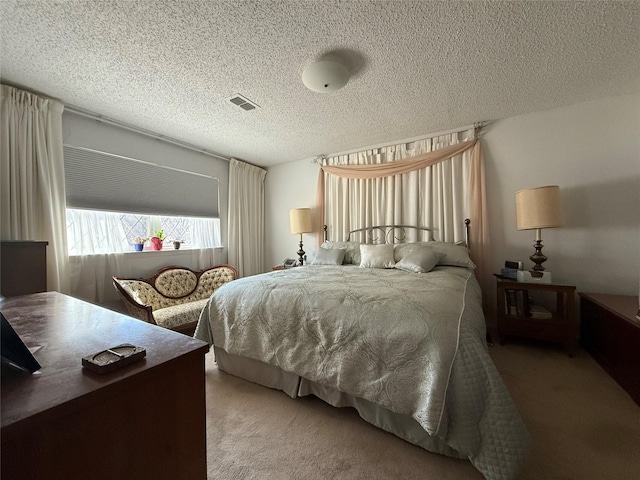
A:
1,292,208,429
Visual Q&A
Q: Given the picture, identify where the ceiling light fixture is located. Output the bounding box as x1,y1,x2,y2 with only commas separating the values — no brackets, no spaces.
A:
302,60,350,93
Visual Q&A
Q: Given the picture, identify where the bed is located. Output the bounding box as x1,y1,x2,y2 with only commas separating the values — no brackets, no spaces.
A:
194,224,529,480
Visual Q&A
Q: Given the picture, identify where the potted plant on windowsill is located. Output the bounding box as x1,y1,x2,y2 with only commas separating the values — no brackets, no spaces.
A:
170,239,184,250
132,237,148,252
150,230,165,250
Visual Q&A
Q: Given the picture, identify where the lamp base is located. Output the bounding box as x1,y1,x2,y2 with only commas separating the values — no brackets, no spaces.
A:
297,239,305,266
530,240,548,276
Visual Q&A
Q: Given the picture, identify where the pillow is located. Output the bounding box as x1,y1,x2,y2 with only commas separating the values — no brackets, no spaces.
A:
311,248,346,266
320,241,361,265
394,242,476,269
359,244,395,269
395,247,443,273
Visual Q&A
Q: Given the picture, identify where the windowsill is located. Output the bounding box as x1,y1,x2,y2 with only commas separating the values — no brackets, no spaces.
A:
69,246,223,258
124,245,222,254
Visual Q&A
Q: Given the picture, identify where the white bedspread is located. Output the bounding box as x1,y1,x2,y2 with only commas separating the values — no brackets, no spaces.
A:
195,265,529,479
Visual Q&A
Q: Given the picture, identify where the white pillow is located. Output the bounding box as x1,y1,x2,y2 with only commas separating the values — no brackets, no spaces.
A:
359,244,395,269
395,247,443,273
320,241,361,265
394,242,476,269
311,248,346,265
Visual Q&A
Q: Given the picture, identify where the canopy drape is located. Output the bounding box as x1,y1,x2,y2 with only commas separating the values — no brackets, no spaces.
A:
316,134,490,304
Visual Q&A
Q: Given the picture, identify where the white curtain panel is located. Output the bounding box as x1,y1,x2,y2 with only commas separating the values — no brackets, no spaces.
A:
190,217,222,249
0,85,70,293
323,129,473,243
66,209,130,255
228,158,267,277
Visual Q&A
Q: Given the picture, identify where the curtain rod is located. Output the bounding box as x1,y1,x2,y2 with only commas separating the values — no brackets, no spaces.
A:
64,104,231,163
314,122,483,162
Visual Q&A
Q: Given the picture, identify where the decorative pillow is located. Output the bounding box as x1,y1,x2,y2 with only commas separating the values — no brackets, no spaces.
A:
394,242,476,269
311,248,346,266
320,241,361,265
359,244,395,269
395,247,444,273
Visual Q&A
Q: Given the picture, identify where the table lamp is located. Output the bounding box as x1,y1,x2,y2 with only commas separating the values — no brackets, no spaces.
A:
516,185,563,277
289,208,313,265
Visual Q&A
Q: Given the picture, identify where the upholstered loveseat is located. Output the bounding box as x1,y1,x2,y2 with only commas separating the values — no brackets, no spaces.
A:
112,264,237,335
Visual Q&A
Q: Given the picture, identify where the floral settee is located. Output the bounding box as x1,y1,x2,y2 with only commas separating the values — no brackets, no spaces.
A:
112,264,237,335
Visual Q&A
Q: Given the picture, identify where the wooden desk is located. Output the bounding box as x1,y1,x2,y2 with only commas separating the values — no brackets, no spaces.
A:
579,292,640,406
1,292,209,480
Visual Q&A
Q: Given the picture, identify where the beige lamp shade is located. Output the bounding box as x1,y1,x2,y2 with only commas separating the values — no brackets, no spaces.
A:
290,208,313,235
516,186,563,230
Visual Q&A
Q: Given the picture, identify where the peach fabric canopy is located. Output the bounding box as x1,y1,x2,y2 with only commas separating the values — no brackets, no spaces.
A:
316,138,490,303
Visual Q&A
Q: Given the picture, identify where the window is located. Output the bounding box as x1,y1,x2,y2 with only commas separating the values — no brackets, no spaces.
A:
62,145,222,256
66,209,221,255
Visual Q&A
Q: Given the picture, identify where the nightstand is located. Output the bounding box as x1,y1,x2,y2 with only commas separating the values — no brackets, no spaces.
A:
495,275,577,356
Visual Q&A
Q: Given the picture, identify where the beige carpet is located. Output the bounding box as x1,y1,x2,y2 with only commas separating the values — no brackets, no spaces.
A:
204,341,640,480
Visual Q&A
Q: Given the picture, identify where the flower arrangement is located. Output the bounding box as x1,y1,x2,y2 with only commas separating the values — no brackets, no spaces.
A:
131,237,147,251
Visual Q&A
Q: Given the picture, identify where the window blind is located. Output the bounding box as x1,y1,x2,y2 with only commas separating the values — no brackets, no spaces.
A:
63,145,219,218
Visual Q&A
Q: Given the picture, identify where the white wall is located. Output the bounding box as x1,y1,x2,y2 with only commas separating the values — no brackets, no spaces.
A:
265,95,640,302
483,94,639,298
264,159,321,268
62,111,230,262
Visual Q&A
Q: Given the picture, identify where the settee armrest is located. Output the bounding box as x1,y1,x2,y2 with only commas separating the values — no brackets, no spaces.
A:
112,277,156,325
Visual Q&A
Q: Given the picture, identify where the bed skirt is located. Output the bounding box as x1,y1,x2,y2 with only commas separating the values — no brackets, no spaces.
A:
213,346,464,460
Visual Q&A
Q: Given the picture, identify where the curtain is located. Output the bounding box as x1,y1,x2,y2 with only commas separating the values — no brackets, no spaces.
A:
1,85,70,293
66,209,130,255
228,158,267,277
66,209,221,256
317,129,490,304
191,217,221,248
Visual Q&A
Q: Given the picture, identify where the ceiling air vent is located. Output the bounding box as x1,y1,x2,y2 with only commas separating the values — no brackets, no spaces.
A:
228,94,260,111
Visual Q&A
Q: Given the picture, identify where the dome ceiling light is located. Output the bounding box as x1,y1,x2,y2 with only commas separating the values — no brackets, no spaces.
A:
301,60,350,93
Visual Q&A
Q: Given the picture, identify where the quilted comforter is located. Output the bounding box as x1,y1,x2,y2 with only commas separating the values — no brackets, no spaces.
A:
195,265,529,479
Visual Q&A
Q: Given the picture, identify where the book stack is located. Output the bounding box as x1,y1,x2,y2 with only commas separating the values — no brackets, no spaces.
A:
504,288,529,316
501,260,523,279
504,289,553,319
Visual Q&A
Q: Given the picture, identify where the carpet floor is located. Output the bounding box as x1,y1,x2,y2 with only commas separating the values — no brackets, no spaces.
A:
203,341,640,480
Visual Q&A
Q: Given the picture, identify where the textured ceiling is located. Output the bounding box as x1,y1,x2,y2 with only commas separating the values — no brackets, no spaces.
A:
1,1,639,167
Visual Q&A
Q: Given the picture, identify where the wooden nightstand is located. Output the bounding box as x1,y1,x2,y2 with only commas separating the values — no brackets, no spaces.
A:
495,276,577,356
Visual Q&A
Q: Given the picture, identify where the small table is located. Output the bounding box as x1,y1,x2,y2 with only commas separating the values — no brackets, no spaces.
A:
495,275,577,356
